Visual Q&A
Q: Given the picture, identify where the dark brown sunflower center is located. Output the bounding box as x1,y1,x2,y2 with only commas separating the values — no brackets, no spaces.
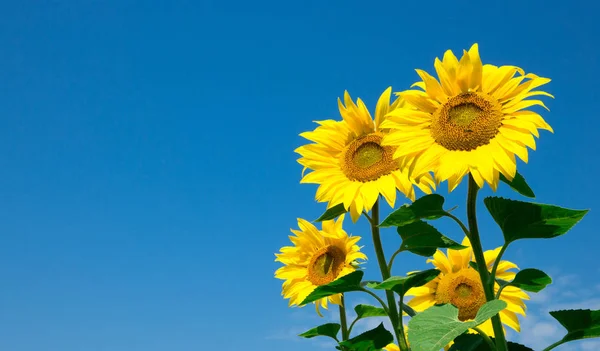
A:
436,268,487,321
307,245,346,286
340,133,398,182
430,92,503,151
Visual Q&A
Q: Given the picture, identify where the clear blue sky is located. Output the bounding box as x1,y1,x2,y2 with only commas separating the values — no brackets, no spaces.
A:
0,1,599,350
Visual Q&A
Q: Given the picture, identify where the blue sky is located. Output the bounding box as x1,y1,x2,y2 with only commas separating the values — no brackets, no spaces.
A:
0,1,599,350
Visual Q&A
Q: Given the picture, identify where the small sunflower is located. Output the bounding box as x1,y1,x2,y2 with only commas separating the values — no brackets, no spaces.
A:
405,237,529,336
381,43,553,191
296,88,435,222
274,215,366,315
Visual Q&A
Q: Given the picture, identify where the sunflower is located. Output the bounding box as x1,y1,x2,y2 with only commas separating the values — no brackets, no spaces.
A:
381,43,553,191
405,237,529,336
274,215,366,315
296,88,435,222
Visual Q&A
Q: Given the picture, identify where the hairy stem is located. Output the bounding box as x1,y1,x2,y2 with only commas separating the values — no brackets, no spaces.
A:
467,175,508,351
369,200,409,350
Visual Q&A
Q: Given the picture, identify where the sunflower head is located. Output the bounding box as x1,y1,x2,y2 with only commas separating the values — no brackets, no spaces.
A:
296,88,435,222
381,43,553,192
274,215,366,315
405,236,530,336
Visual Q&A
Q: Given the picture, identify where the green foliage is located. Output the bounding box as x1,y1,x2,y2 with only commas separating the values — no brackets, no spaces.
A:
502,268,552,293
300,271,363,305
367,269,440,297
353,304,388,319
338,323,393,351
499,172,535,198
315,203,347,222
546,309,600,348
448,334,534,350
379,194,447,227
298,323,341,341
484,197,588,243
396,221,466,257
407,300,507,351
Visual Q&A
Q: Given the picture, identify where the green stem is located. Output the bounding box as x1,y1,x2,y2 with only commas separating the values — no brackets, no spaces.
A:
359,288,390,316
541,339,564,351
387,248,402,273
347,317,359,337
472,326,497,350
339,294,349,341
369,200,409,351
489,243,508,285
467,175,508,351
444,212,470,237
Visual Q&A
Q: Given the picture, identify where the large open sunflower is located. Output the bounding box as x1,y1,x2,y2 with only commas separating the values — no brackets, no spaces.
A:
296,88,435,222
274,215,366,315
381,44,553,191
405,237,529,336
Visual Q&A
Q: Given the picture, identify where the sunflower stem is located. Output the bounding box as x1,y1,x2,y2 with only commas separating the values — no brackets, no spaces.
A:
541,339,564,351
387,248,402,273
467,175,508,351
369,200,409,351
472,326,497,350
359,287,390,315
489,243,508,285
339,294,349,341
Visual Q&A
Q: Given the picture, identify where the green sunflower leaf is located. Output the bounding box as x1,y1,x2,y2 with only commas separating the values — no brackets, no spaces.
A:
379,194,447,227
315,203,348,222
545,309,600,348
499,171,535,198
300,271,363,305
483,197,588,243
502,268,552,293
407,300,507,351
448,333,534,350
338,323,393,351
354,304,388,319
396,220,467,257
299,323,341,341
367,269,440,297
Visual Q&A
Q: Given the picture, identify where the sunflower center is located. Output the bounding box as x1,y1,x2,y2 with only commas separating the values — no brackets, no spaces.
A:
307,245,346,286
340,132,398,182
431,92,503,151
354,142,384,168
435,268,487,321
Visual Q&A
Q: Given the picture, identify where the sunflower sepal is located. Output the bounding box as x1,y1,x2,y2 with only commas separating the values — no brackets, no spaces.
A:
300,271,364,305
315,203,348,222
396,220,467,257
499,172,535,198
380,194,448,228
407,300,507,351
543,309,600,350
298,323,341,342
338,323,394,351
483,197,589,243
367,269,440,297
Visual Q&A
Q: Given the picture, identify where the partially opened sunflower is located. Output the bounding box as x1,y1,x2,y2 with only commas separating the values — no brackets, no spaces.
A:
274,215,366,315
296,88,435,222
405,237,529,336
381,44,553,191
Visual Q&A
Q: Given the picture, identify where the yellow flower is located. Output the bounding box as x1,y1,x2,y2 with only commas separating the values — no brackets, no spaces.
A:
296,88,435,222
381,43,553,191
405,237,530,336
274,215,366,315
383,343,400,351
